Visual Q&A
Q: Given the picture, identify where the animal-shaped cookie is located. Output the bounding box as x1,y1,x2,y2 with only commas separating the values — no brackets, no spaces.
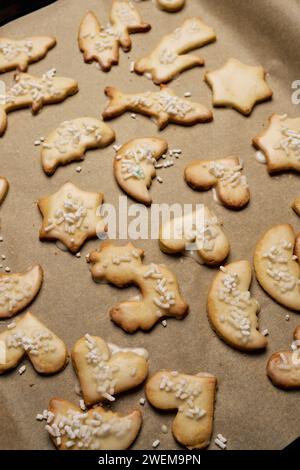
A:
88,241,189,333
205,58,273,116
41,118,115,175
102,85,213,130
0,311,68,374
114,137,168,205
267,326,300,390
38,182,106,254
0,265,43,319
0,36,56,73
156,0,185,12
253,114,300,174
44,398,142,450
0,70,78,136
146,370,217,449
72,334,149,405
254,224,300,311
78,1,150,72
0,176,9,206
292,196,300,217
185,157,250,210
159,206,230,265
134,18,216,84
207,261,267,351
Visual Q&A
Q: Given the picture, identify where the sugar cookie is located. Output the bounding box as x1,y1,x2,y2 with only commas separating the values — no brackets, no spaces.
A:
88,241,189,333
0,176,9,206
72,334,149,405
0,265,43,319
134,18,216,84
253,114,300,174
159,206,230,265
254,224,300,311
267,325,300,389
41,118,115,175
205,58,273,116
185,157,250,210
0,311,68,374
44,398,142,450
114,137,168,205
78,2,150,72
156,0,185,12
0,36,56,73
0,70,78,136
102,85,213,129
207,261,267,351
38,182,106,254
146,370,217,449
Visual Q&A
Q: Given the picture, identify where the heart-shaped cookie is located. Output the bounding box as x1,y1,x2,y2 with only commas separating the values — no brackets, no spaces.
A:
43,398,142,450
0,311,68,374
72,334,149,405
146,370,217,449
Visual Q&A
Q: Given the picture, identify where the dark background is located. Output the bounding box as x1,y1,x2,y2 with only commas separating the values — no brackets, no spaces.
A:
0,0,56,26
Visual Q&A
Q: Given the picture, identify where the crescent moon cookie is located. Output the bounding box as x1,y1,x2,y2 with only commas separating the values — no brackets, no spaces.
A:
266,325,300,390
159,206,230,266
253,114,300,174
114,137,168,205
0,265,43,319
0,176,9,206
38,182,106,254
102,85,213,130
41,118,115,175
205,58,273,116
156,0,185,12
0,69,78,136
72,334,149,405
0,311,68,374
145,370,217,449
78,1,150,72
207,261,267,352
0,36,56,73
185,157,250,210
254,224,300,311
134,17,216,85
88,241,189,333
40,398,142,450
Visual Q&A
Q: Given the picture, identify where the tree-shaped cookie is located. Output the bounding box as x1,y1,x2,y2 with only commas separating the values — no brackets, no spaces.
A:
102,85,213,130
253,114,300,174
41,118,115,175
134,18,216,84
78,1,150,72
0,70,78,136
72,334,149,405
185,157,250,210
205,58,273,116
0,176,9,206
207,261,267,352
0,311,68,374
0,265,43,319
88,241,189,333
114,137,168,205
159,206,230,265
38,182,106,254
146,370,217,449
43,398,142,450
254,224,300,311
0,36,56,73
267,326,300,389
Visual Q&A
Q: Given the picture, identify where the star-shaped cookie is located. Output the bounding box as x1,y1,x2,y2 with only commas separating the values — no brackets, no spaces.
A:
205,58,273,116
38,182,105,254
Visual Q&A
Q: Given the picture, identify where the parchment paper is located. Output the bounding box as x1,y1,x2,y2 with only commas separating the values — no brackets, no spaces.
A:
0,0,299,450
